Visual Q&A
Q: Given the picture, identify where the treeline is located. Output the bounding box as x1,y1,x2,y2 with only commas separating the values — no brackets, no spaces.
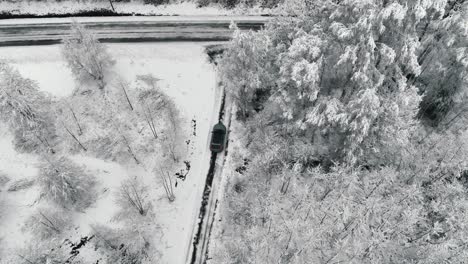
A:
196,0,283,8
213,0,468,263
3,0,284,9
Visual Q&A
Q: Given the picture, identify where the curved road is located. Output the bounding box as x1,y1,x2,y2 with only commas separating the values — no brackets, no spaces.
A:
0,16,269,46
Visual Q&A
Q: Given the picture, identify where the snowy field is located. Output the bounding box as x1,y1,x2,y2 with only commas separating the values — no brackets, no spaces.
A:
0,42,221,264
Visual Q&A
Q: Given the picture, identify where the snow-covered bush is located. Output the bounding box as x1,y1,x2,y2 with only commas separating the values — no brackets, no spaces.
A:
0,174,9,189
91,223,159,264
0,63,57,154
16,240,71,264
62,22,115,90
38,157,96,210
23,206,73,239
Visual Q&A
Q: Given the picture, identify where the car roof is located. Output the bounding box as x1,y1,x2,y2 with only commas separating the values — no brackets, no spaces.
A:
213,122,226,132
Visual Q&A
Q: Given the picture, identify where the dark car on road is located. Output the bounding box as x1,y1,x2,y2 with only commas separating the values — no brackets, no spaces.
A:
210,122,227,153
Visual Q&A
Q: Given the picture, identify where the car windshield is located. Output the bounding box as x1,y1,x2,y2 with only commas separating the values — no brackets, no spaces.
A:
212,130,224,143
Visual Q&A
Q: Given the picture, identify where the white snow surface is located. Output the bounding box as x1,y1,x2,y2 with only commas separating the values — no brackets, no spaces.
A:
0,42,221,264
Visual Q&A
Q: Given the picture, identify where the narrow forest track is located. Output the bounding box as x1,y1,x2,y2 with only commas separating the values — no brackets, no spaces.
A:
0,16,268,46
188,86,232,264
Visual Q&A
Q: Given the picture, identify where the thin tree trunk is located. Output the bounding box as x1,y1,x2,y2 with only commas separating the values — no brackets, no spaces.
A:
129,181,146,215
280,176,291,194
121,83,134,111
38,211,61,234
63,123,87,151
109,0,115,12
17,255,34,264
69,106,83,135
143,105,158,139
160,169,175,202
33,130,55,154
122,135,140,164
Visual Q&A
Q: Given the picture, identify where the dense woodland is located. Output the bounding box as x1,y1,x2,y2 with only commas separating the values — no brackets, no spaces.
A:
214,0,468,263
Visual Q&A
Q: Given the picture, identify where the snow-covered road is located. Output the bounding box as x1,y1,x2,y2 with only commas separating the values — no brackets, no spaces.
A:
0,16,269,46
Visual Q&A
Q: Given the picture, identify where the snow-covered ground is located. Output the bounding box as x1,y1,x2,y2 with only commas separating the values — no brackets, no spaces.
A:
0,42,221,264
0,1,272,17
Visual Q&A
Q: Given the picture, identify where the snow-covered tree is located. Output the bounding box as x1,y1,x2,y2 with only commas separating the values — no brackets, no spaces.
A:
38,156,96,210
219,0,462,166
214,138,468,263
62,22,115,90
23,206,72,239
134,74,185,163
0,63,57,154
415,1,468,127
219,23,277,119
213,1,468,263
135,75,167,140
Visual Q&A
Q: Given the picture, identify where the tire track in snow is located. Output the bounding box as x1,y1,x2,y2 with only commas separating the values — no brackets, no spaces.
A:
189,88,230,264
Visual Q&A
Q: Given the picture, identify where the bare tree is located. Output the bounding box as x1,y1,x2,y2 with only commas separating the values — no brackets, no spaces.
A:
159,169,175,202
163,104,182,162
117,177,149,216
136,81,168,140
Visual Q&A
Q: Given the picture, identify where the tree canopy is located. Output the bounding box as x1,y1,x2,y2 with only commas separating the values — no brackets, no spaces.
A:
214,1,468,263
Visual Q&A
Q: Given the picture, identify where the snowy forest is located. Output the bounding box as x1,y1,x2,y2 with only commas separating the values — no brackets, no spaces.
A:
211,0,468,263
0,0,467,263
